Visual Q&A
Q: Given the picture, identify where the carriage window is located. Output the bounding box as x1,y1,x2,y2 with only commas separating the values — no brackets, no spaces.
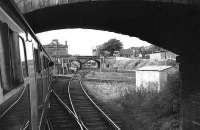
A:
0,72,3,103
9,31,24,85
19,36,29,77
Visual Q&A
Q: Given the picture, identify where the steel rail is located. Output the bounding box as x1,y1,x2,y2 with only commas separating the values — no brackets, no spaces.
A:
46,116,53,130
79,80,121,130
20,120,30,130
67,76,79,118
51,89,76,117
51,89,84,130
0,85,26,119
39,89,52,130
67,74,89,130
38,80,53,130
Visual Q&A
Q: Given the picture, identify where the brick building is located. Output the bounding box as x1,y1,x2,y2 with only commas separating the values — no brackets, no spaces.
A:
149,51,177,60
44,39,69,74
119,48,135,57
43,39,68,57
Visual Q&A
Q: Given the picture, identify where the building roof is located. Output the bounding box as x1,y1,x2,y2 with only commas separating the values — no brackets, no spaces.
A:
137,65,172,71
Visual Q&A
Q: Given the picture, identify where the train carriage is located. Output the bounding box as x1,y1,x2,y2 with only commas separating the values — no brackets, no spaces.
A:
0,1,123,130
0,1,54,130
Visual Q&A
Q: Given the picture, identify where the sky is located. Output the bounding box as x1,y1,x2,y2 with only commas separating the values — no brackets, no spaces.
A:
36,28,151,55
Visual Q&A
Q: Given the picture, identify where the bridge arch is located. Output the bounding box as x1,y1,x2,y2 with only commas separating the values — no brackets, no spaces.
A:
70,60,82,70
23,1,200,57
82,59,101,69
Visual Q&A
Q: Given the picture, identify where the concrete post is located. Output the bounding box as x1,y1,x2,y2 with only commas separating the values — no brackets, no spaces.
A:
80,62,83,70
100,56,104,72
178,56,200,129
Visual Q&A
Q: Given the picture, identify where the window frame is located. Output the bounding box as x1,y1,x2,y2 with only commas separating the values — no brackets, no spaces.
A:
19,36,29,77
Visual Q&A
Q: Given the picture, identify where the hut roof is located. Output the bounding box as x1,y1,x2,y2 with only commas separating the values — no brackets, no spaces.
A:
137,65,172,71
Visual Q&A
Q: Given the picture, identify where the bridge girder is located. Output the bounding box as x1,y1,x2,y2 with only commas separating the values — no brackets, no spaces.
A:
14,0,200,14
69,57,101,69
68,56,100,64
22,1,200,57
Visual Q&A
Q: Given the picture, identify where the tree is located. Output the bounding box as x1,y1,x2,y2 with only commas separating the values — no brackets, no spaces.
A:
99,39,123,56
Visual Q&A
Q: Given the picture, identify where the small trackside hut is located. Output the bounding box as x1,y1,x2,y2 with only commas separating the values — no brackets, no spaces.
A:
136,65,174,92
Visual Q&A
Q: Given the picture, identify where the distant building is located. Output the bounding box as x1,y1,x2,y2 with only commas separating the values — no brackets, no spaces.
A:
119,49,135,57
92,48,99,56
129,47,142,57
119,47,146,58
92,46,101,56
44,39,69,75
136,66,174,92
149,51,177,60
43,39,68,57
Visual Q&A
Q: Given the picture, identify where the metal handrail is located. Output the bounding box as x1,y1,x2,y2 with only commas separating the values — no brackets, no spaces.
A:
80,81,121,130
51,89,84,130
0,85,26,119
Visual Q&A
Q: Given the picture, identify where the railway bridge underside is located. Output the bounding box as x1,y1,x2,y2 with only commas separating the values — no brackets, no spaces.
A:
12,0,200,129
71,56,101,69
54,56,101,70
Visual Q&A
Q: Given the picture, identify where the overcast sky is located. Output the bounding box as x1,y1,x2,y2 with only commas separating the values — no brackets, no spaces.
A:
37,28,151,55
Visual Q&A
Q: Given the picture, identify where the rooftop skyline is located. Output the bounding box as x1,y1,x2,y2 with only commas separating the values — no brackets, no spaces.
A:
37,28,151,55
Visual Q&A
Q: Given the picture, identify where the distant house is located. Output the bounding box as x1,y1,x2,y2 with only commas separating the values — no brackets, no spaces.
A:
119,49,135,57
149,51,177,60
136,65,174,92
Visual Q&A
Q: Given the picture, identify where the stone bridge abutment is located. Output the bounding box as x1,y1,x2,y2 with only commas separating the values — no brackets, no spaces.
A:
177,55,200,129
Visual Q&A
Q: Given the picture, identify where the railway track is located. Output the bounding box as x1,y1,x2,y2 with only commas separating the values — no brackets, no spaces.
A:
48,79,82,130
68,73,121,130
49,72,122,130
82,88,125,129
51,78,74,111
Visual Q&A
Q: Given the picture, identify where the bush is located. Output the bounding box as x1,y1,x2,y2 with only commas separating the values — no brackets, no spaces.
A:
120,72,181,130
